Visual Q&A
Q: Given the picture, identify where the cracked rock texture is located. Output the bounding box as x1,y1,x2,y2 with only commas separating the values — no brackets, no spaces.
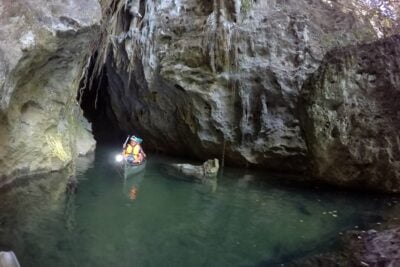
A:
0,0,100,185
300,35,400,192
96,0,375,172
289,228,400,267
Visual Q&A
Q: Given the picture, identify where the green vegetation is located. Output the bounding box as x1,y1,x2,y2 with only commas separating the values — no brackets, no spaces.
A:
346,0,400,37
241,0,252,14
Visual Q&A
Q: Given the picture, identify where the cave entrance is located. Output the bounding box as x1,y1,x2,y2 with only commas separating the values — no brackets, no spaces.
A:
78,55,124,145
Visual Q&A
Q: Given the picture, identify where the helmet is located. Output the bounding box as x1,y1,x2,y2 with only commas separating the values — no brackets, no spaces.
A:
130,135,143,143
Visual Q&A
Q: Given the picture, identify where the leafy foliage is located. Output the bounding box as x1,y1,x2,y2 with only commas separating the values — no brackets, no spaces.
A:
241,0,252,14
353,0,400,37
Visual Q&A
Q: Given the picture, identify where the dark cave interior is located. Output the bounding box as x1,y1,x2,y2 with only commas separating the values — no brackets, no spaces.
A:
78,56,125,145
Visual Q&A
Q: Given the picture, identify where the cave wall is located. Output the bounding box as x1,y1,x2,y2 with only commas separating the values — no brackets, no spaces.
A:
0,0,397,192
0,0,100,185
95,0,376,171
300,34,400,192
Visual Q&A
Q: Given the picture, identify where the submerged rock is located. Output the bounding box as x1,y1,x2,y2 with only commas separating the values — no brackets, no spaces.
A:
0,0,101,184
289,228,400,267
353,228,400,266
166,159,219,180
300,35,400,192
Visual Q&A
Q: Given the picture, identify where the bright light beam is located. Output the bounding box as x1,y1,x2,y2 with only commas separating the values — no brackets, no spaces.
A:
115,154,124,162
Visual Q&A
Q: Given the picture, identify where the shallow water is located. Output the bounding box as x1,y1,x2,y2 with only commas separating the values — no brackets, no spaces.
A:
0,146,393,266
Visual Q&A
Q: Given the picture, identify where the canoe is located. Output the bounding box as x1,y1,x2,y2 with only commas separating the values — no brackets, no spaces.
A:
124,160,146,177
0,251,21,267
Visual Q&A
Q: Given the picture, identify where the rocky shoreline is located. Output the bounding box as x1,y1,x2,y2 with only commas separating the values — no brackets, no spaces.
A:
0,1,398,195
0,0,100,184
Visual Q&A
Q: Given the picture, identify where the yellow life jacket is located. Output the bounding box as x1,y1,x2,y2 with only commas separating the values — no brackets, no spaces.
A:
124,144,141,159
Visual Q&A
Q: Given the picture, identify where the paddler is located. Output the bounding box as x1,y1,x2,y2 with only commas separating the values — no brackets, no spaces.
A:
123,135,146,164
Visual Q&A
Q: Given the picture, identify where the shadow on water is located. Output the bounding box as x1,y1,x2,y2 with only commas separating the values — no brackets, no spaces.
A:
0,166,83,262
0,145,396,267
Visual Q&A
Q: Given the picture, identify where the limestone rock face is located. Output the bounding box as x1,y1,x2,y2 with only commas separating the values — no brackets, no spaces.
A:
0,0,101,185
96,0,375,172
300,35,400,192
76,117,96,157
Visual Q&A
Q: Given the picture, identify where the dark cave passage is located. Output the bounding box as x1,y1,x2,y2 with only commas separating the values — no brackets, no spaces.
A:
78,56,125,145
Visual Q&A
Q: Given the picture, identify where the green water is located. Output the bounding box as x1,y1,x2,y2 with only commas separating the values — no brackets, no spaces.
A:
0,146,392,266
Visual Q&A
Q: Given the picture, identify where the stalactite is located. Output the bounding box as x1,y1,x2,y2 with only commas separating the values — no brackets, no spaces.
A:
203,0,243,76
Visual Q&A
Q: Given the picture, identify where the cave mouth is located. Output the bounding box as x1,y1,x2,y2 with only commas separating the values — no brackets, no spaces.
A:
78,55,125,146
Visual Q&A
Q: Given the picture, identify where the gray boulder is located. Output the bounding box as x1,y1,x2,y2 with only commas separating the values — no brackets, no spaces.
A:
300,34,400,192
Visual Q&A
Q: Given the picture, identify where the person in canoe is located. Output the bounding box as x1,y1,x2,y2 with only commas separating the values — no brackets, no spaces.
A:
123,135,146,164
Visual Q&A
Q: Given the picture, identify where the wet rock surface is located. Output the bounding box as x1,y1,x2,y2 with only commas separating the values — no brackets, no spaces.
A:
0,0,101,184
166,158,219,180
300,35,400,192
289,228,400,267
354,228,400,266
88,0,376,172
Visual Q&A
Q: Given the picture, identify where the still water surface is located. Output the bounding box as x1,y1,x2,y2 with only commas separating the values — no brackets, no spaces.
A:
0,146,391,266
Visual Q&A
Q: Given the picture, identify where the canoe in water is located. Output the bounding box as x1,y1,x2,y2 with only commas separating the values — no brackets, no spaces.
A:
0,251,20,267
124,160,146,177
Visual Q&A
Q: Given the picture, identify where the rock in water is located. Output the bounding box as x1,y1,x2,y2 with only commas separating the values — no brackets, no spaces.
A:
300,35,400,192
167,159,219,180
203,159,220,177
0,0,101,185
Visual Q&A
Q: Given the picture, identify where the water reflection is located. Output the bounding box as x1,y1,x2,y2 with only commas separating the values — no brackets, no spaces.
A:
160,162,219,193
0,171,68,260
236,174,254,189
123,171,146,201
0,156,94,264
0,149,395,267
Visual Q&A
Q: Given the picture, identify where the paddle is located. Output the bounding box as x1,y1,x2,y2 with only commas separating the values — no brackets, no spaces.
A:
122,135,130,149
116,135,130,164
